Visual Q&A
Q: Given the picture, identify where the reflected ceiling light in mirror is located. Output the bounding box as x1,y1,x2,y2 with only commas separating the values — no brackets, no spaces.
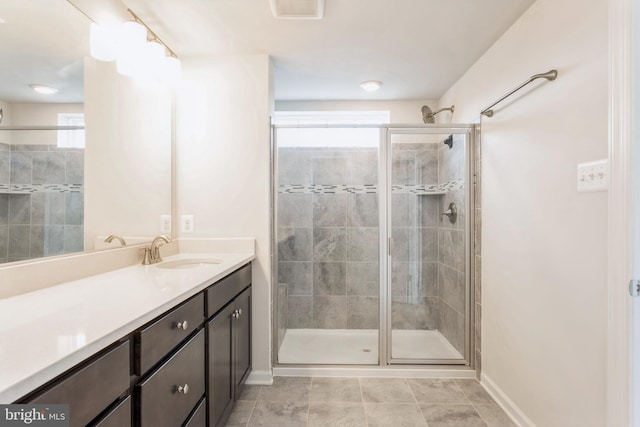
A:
360,81,382,92
30,84,59,95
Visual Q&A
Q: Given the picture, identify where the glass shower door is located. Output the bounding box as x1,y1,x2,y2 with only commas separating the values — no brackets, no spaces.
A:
274,126,381,365
387,128,471,364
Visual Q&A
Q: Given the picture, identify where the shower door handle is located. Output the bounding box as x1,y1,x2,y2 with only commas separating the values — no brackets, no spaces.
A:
388,238,392,256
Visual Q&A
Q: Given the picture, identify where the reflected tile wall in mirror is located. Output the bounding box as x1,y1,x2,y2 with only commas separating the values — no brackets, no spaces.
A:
0,142,84,264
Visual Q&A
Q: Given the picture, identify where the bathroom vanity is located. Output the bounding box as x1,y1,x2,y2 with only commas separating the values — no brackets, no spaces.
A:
0,251,254,427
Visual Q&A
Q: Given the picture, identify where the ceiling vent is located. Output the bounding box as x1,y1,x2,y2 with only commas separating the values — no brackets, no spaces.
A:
269,0,325,19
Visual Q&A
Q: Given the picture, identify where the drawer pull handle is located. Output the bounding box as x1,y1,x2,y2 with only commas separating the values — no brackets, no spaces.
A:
177,384,190,394
176,320,189,330
233,309,242,319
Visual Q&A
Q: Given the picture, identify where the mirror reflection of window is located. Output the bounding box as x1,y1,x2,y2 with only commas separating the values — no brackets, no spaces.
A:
57,113,85,148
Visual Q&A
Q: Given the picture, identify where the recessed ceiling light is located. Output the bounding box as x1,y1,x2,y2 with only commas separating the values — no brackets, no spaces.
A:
30,84,59,95
360,80,382,92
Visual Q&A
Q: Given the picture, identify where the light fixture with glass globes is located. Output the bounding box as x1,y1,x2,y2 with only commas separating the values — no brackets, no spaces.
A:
89,9,181,84
360,80,383,92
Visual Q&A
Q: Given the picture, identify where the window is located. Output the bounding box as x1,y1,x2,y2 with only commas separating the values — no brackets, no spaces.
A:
57,113,85,148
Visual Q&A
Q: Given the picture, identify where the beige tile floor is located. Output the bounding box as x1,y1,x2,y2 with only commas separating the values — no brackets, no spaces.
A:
225,377,517,427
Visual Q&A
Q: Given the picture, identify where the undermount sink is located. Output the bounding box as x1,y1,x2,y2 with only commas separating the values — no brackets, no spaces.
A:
157,258,223,269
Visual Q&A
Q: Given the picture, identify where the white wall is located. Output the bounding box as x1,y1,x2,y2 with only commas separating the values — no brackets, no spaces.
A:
276,99,440,123
176,54,273,379
84,58,172,249
9,103,83,145
439,0,608,425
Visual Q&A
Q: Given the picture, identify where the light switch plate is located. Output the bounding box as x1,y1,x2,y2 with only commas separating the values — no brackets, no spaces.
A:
577,159,608,192
181,215,194,233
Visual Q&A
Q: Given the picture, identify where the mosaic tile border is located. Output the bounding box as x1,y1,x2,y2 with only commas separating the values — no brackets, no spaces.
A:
278,179,464,194
0,183,84,194
279,184,378,194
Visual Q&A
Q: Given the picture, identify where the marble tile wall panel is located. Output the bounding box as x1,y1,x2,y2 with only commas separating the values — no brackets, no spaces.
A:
63,225,83,253
313,194,347,227
313,296,348,329
347,262,379,297
439,299,465,355
65,151,84,185
347,296,379,329
0,194,7,225
278,228,313,262
348,194,378,227
287,296,313,328
0,151,9,185
279,261,312,296
277,283,287,352
279,193,313,228
33,152,65,184
313,262,346,295
10,152,31,184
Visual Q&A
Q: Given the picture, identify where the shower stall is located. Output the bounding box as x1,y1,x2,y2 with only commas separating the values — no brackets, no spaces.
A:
272,124,475,367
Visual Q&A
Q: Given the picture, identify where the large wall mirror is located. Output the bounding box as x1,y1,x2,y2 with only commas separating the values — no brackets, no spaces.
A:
0,0,173,265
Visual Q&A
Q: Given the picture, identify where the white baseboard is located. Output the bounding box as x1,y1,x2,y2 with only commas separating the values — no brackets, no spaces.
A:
481,373,536,427
245,369,274,385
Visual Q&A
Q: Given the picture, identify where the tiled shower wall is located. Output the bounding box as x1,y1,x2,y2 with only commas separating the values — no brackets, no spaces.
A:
0,143,84,263
277,148,380,341
437,134,466,355
390,143,440,331
276,134,468,356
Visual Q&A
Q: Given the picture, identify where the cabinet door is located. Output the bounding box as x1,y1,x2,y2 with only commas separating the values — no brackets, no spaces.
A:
234,287,251,392
207,303,234,427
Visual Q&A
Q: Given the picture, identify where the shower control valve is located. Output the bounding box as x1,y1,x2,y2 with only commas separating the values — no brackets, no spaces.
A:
441,202,458,224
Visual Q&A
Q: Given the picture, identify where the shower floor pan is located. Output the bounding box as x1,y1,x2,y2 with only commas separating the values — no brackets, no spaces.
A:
278,328,462,365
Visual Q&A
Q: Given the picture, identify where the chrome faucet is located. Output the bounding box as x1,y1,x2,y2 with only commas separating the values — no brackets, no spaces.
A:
142,235,172,265
104,234,127,246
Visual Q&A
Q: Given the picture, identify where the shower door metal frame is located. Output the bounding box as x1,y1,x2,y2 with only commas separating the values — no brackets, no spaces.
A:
270,123,476,369
384,125,475,366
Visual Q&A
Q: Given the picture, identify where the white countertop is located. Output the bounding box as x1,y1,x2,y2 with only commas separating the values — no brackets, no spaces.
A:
0,251,255,403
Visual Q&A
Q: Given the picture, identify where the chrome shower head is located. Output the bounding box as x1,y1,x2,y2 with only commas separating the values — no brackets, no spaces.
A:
421,105,455,124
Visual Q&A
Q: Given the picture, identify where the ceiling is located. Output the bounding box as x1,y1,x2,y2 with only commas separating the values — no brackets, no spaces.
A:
0,0,535,104
0,0,89,103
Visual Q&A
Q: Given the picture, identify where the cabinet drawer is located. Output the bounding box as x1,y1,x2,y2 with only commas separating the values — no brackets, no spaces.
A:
183,397,206,427
135,293,204,375
137,329,205,427
90,395,131,427
28,341,130,427
206,264,251,317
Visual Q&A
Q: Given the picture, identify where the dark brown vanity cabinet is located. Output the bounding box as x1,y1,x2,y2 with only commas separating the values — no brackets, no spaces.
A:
206,264,252,427
14,262,252,427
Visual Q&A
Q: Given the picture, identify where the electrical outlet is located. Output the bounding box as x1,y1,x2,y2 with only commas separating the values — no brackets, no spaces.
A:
160,215,171,233
181,215,194,233
577,159,608,192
